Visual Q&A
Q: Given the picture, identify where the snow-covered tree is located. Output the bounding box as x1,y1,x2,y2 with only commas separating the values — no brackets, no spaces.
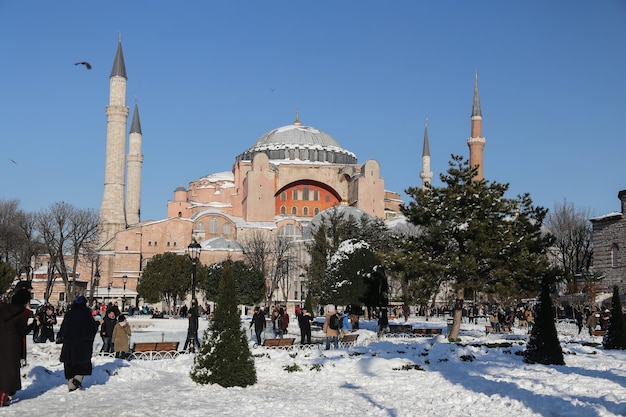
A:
524,277,565,365
603,286,626,350
190,260,256,387
402,155,555,340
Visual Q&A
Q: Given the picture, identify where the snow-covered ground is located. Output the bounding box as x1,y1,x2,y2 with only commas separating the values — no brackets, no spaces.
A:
4,315,626,417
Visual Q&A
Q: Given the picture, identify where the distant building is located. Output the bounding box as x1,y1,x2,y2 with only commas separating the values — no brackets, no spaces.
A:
83,38,486,312
590,190,626,295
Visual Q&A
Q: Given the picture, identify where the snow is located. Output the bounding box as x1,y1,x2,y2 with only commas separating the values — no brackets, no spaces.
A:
5,316,626,417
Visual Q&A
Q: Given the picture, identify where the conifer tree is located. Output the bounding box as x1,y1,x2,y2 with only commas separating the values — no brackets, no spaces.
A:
190,260,256,387
523,277,565,365
602,286,626,350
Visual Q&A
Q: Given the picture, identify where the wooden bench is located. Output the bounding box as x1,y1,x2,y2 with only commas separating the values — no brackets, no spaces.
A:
591,330,606,337
413,328,443,336
339,333,359,347
262,338,296,348
388,324,413,333
131,341,180,360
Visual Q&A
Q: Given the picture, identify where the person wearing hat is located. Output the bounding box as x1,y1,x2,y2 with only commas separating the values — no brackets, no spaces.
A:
0,288,31,406
249,306,266,345
58,295,99,391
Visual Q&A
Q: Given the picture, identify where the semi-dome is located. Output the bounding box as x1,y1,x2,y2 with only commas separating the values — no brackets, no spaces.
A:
236,113,357,164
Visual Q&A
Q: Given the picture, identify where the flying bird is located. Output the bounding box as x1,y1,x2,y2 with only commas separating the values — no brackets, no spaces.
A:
8,158,17,164
74,61,92,70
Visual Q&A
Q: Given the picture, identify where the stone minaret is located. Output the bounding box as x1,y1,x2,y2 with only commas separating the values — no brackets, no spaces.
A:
126,100,143,225
419,119,433,189
467,70,486,180
99,36,129,243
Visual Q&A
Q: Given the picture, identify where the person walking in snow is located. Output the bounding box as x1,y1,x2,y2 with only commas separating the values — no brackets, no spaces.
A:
99,309,117,353
0,288,31,407
250,306,266,345
298,308,313,345
338,308,352,338
59,296,99,392
323,306,340,350
39,305,57,343
112,313,131,359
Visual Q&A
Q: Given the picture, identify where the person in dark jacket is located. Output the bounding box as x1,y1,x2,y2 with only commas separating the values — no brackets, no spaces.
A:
59,296,99,392
298,308,313,345
249,306,266,345
183,307,200,352
0,289,31,406
99,309,117,353
39,305,57,343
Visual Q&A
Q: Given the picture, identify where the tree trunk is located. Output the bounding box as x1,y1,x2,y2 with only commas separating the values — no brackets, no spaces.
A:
448,288,465,340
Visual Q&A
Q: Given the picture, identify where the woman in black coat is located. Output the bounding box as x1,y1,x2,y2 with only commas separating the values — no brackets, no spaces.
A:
0,289,31,406
59,296,99,392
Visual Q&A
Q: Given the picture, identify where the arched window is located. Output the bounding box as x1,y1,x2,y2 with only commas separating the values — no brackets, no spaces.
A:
223,223,231,235
281,191,287,201
291,206,297,215
292,189,298,200
313,190,319,201
303,185,309,200
209,217,218,234
314,207,320,215
280,206,286,215
303,207,309,216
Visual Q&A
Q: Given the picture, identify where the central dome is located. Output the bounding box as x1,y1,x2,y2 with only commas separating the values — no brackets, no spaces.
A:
236,115,357,164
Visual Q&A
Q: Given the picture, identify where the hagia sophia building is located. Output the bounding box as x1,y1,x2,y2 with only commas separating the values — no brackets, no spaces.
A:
44,38,486,310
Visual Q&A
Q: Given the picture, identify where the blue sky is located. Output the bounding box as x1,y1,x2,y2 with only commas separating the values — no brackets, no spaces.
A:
1,1,625,221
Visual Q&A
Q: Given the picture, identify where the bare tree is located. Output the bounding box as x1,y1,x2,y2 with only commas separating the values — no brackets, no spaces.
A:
240,230,293,306
545,199,593,292
36,202,99,303
0,199,23,270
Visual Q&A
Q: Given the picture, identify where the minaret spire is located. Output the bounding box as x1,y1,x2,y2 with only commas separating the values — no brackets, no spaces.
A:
467,70,486,180
100,36,130,244
126,99,143,225
293,108,301,126
419,119,433,188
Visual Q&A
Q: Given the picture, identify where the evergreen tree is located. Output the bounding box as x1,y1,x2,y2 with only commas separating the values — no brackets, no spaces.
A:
602,286,626,350
402,155,554,340
523,277,565,365
200,260,265,305
190,260,256,387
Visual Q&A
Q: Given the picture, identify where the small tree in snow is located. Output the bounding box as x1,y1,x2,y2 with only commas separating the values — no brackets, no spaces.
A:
603,286,626,350
190,260,256,387
524,277,564,365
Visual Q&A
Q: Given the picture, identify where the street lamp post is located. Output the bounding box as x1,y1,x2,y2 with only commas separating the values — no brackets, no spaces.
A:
107,282,111,303
122,275,128,310
186,240,202,352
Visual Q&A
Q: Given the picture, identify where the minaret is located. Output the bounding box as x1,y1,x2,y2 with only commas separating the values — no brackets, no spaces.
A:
99,36,129,243
126,99,143,225
467,70,486,180
419,119,433,188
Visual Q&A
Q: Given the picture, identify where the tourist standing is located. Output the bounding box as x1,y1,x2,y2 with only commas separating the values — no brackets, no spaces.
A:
298,308,313,345
112,314,131,359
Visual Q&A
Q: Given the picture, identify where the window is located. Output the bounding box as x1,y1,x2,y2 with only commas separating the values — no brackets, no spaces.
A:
325,193,330,202
291,206,297,215
302,185,309,200
223,223,231,235
125,246,129,250
178,211,182,217
314,208,320,215
292,189,298,200
280,206,286,215
148,241,152,246
612,244,619,268
209,217,218,234
313,190,319,201
303,207,309,216
281,191,287,201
